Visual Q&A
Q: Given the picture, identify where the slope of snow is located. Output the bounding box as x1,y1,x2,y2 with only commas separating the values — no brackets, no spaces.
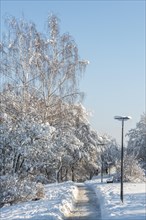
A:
86,176,146,220
0,181,78,220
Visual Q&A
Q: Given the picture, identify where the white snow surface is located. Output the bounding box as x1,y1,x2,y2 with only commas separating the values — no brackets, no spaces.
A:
0,177,146,220
0,181,78,220
86,176,146,220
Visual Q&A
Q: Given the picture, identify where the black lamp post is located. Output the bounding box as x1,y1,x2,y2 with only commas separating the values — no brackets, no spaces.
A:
114,116,131,203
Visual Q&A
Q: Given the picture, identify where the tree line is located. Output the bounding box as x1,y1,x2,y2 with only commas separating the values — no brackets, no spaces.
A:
0,14,145,206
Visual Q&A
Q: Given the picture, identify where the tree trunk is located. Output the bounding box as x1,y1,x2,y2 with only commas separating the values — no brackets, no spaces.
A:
56,161,62,183
71,166,75,182
65,168,68,181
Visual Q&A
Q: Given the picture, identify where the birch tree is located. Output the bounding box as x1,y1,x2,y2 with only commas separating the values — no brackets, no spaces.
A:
0,14,89,124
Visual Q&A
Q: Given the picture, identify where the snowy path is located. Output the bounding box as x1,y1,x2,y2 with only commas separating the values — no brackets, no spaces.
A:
65,183,101,220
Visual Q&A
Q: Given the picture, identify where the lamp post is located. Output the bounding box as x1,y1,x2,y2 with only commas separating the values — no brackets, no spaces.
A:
114,116,131,203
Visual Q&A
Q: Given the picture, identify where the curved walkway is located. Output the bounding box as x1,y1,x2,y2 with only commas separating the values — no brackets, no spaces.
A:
65,183,101,220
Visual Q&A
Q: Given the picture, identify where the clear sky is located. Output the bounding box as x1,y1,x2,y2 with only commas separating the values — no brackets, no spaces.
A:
1,0,145,144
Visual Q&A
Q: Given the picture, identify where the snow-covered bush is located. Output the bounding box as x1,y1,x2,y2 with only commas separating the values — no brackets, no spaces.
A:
0,175,44,207
0,175,46,207
115,153,145,183
126,114,146,164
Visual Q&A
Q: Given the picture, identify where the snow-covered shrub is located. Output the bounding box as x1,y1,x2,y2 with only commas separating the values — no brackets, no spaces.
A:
115,153,145,183
126,114,146,164
124,155,145,182
0,174,45,207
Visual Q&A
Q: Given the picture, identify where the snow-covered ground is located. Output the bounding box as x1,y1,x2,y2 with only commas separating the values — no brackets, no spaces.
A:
0,181,78,220
0,177,145,220
86,176,146,220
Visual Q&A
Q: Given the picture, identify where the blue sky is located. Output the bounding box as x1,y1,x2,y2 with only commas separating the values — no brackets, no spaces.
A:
1,0,145,144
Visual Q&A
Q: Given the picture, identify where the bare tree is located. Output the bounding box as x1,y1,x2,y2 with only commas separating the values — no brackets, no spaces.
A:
0,14,89,123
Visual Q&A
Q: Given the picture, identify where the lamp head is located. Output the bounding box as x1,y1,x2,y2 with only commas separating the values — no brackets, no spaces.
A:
114,116,132,121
